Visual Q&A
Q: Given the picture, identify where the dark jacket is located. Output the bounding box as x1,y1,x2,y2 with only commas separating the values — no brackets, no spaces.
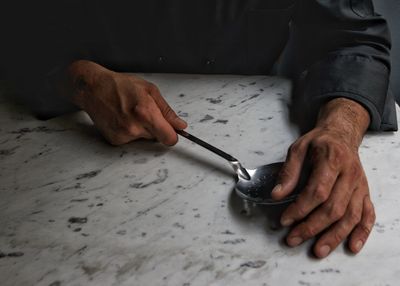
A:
2,0,397,130
374,0,400,103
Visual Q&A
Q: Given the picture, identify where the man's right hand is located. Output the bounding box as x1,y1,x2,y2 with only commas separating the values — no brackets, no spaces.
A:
66,60,187,146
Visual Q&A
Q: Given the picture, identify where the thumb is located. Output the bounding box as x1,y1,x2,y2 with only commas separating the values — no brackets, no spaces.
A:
158,100,188,130
271,140,308,200
148,85,188,130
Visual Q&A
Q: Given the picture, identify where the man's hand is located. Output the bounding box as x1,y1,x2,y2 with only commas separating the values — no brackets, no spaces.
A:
66,60,187,145
272,98,375,258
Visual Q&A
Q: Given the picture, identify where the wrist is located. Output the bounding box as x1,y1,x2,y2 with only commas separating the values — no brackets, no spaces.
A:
316,98,370,149
67,60,112,109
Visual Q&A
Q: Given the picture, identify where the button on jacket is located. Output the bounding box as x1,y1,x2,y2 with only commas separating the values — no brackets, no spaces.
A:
2,0,397,131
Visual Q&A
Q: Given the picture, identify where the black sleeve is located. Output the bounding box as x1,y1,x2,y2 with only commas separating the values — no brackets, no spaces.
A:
292,0,397,131
2,1,91,119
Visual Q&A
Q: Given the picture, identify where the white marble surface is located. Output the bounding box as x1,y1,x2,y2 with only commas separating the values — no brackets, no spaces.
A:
0,74,399,286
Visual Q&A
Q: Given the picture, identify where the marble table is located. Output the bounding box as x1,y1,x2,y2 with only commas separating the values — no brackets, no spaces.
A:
0,74,399,286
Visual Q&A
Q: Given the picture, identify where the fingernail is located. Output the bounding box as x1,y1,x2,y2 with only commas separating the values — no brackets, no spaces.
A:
355,240,363,252
288,236,303,246
281,217,294,226
319,245,331,258
272,184,282,194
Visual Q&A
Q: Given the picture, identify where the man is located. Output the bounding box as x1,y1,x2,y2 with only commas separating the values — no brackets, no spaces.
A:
2,0,397,258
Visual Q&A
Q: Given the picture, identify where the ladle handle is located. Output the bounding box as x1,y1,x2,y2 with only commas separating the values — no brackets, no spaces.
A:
176,129,238,163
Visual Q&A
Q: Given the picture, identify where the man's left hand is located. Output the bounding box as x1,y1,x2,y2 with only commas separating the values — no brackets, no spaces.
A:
271,98,375,258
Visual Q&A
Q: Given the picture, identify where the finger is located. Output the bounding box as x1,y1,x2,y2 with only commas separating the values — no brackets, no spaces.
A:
102,125,139,145
112,110,155,141
125,123,154,140
312,188,365,258
285,173,354,247
148,84,188,130
271,138,310,200
103,132,134,146
134,96,178,146
88,115,139,146
348,195,375,254
280,160,339,226
104,123,154,145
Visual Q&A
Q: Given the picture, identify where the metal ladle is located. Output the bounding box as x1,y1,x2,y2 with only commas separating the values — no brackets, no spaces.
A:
177,130,310,205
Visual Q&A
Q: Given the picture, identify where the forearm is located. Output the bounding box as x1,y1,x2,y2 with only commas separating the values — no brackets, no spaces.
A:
292,0,394,131
315,98,370,149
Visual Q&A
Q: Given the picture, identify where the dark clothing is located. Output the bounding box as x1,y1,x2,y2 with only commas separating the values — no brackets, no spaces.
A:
2,0,397,130
374,0,400,103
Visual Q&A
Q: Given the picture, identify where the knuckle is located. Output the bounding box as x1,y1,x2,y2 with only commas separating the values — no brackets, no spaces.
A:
326,203,346,221
136,86,150,98
369,208,376,223
124,123,141,138
161,104,175,118
313,185,329,202
309,145,325,162
333,144,346,159
360,224,372,236
311,135,339,153
288,142,304,158
328,146,346,166
311,135,328,146
295,205,309,218
361,176,369,188
332,230,344,245
348,209,362,225
147,82,158,92
134,105,152,122
302,224,317,238
107,135,125,146
348,163,362,178
366,204,376,225
278,166,292,181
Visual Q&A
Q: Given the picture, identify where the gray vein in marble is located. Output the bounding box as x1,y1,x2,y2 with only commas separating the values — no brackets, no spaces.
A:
129,169,169,189
199,114,214,123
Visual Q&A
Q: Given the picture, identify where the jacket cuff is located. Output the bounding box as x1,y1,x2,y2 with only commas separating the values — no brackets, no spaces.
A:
303,54,390,131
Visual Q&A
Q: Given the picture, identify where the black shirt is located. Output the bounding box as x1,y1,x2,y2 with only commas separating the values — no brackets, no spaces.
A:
2,0,397,131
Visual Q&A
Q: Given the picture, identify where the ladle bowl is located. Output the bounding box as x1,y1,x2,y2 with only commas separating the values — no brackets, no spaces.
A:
177,130,310,205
